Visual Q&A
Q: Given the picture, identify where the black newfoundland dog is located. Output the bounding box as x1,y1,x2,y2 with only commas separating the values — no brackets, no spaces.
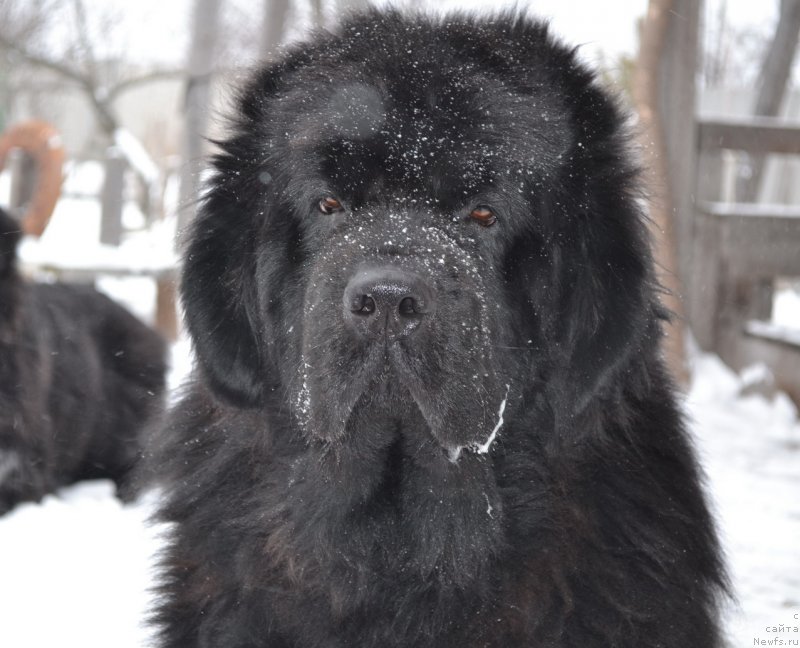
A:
154,11,727,648
0,207,166,513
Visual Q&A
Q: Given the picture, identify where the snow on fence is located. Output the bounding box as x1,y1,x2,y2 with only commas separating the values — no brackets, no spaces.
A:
3,140,179,340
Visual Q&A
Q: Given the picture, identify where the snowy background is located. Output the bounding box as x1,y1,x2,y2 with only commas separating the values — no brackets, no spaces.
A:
1,1,798,647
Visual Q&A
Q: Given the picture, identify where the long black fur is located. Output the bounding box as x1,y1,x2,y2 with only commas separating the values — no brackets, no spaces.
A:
153,11,727,647
0,207,167,513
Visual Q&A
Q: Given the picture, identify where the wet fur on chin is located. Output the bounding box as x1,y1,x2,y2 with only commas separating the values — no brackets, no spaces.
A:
151,10,728,648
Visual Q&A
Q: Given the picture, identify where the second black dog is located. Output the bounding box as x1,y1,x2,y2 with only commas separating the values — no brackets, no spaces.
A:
0,207,167,513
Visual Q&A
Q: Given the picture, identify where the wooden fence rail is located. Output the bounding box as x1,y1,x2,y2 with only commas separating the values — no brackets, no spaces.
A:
691,117,800,402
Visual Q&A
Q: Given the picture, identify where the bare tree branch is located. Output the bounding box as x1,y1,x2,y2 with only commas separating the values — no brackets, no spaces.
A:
0,30,118,134
71,0,98,84
0,32,87,87
0,2,188,139
106,70,186,101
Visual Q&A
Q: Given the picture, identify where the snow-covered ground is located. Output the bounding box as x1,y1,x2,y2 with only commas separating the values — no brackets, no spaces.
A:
0,484,164,648
0,345,797,647
688,355,800,647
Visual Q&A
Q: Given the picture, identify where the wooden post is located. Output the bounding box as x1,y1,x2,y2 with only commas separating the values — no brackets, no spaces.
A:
689,146,723,351
309,0,324,28
178,0,222,239
261,0,291,60
336,0,371,12
715,207,776,367
9,149,37,217
156,276,179,341
634,0,696,384
100,149,126,246
657,0,701,300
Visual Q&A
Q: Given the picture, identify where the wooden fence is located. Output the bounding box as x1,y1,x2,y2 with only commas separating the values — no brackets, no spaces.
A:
4,147,178,340
691,117,800,402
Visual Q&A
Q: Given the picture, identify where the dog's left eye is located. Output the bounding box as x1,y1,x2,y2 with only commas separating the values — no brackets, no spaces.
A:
318,197,344,214
469,206,497,227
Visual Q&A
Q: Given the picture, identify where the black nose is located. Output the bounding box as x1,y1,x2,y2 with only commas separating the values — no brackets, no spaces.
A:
343,268,435,341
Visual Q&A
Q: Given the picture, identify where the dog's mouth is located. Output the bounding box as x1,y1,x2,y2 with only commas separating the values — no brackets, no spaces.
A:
296,328,509,460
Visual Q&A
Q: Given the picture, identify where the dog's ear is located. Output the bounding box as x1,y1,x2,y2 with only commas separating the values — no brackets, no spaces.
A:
181,54,312,408
553,200,653,415
508,177,653,421
181,187,264,407
506,36,656,417
0,207,21,278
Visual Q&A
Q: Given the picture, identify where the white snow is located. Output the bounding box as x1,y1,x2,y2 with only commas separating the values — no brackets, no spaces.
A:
745,319,800,347
448,383,511,462
472,383,510,455
2,160,178,290
0,483,167,648
17,196,178,280
447,445,463,463
113,129,161,188
774,284,800,329
686,354,800,647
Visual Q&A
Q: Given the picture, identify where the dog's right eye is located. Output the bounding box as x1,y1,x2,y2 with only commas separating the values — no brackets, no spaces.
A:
318,197,344,214
469,206,497,227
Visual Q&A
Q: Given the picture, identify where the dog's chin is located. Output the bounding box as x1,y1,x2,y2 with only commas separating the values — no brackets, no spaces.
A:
301,356,416,442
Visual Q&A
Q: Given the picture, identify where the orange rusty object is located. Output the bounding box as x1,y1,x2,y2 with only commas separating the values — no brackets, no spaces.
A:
0,120,65,237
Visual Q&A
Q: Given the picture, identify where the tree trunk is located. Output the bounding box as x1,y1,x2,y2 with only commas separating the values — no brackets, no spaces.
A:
737,0,800,202
633,0,690,386
336,0,370,15
261,0,291,61
656,0,702,357
309,0,325,29
178,0,222,239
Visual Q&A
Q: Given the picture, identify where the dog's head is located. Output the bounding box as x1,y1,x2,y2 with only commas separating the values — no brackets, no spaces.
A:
182,12,654,453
